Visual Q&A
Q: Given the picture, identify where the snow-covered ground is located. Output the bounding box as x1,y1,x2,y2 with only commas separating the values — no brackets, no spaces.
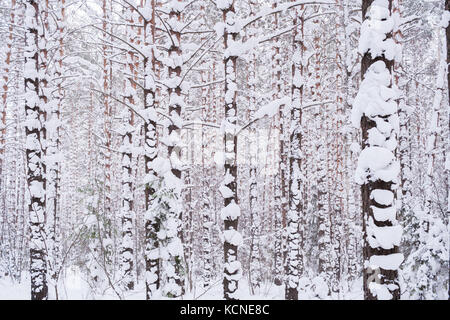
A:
0,269,363,300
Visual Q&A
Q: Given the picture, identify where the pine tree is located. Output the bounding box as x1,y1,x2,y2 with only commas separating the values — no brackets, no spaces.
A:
219,0,243,300
120,2,138,290
353,0,403,300
25,0,48,300
143,0,161,300
163,0,186,298
45,0,64,299
285,5,305,301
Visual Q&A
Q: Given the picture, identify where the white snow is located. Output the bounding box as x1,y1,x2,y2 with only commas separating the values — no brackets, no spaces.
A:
367,218,402,249
358,0,401,61
352,61,398,129
369,253,404,270
369,282,393,300
220,200,241,220
253,97,291,120
371,205,396,222
224,261,241,274
223,229,243,247
355,146,399,184
370,189,394,206
219,185,234,198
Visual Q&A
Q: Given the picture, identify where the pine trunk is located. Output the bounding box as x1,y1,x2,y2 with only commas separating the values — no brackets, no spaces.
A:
221,1,242,300
143,0,160,300
25,0,48,300
358,0,402,300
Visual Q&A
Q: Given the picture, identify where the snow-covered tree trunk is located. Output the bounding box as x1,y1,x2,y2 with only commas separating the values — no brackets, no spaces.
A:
163,0,186,298
143,0,160,300
271,0,286,288
219,0,243,300
0,0,15,281
332,0,348,297
45,0,64,299
200,69,212,289
317,110,331,292
393,0,411,219
0,2,16,273
101,0,113,266
311,15,332,285
273,173,283,286
285,7,305,301
446,0,449,299
86,86,102,285
0,0,15,186
342,0,360,287
120,3,138,291
352,0,403,300
248,48,261,295
447,0,450,99
182,169,194,292
25,0,48,300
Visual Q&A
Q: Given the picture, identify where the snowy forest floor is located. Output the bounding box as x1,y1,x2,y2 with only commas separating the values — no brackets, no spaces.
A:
0,270,366,300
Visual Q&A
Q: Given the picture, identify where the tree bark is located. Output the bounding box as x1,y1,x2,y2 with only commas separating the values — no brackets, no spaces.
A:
143,0,160,300
25,0,48,300
359,0,401,300
285,6,305,301
221,0,242,300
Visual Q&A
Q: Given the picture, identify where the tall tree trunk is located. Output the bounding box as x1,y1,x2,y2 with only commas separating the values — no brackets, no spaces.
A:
0,0,14,191
220,0,242,300
45,0,64,299
120,2,138,291
182,169,193,293
164,0,186,298
446,0,449,300
332,0,348,297
0,0,15,279
271,0,286,287
447,0,449,103
247,18,261,293
285,6,305,301
354,0,403,300
25,0,48,300
101,0,113,268
200,66,212,289
143,0,160,300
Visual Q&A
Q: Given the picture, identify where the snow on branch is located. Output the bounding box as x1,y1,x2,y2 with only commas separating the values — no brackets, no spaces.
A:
240,0,336,30
254,97,291,119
